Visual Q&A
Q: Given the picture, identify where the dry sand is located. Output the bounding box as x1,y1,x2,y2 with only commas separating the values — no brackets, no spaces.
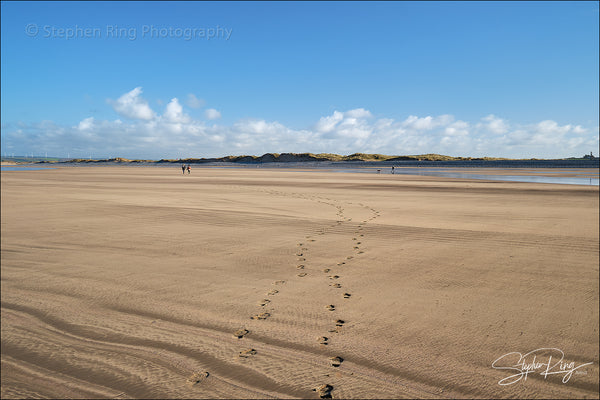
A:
1,166,598,399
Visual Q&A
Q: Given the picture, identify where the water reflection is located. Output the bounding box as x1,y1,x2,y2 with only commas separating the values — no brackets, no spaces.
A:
2,164,597,186
1,166,56,171
334,167,599,186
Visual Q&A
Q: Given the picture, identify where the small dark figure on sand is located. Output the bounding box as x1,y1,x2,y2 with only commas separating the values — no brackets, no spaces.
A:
187,164,191,174
182,164,186,174
391,166,395,174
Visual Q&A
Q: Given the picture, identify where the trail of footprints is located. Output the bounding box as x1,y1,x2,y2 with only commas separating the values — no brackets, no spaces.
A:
227,191,380,398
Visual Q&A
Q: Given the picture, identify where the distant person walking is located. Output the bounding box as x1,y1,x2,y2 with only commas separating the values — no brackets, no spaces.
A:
187,164,191,174
181,164,186,175
391,166,395,174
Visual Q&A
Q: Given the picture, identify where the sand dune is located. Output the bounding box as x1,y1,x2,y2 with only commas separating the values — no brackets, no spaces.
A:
1,167,598,398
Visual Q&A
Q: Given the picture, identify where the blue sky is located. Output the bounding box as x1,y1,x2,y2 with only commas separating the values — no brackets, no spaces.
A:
1,1,598,159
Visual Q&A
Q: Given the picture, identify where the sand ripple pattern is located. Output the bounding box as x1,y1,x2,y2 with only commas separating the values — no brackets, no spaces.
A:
229,187,441,398
2,168,598,399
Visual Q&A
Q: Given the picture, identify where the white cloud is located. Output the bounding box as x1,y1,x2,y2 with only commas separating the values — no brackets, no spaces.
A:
2,89,597,159
205,108,221,120
108,87,155,120
535,120,571,135
163,98,191,124
314,109,374,143
444,120,469,137
345,108,372,119
402,114,453,131
315,111,344,133
335,116,372,139
481,114,509,134
187,94,205,109
78,117,94,131
523,120,572,146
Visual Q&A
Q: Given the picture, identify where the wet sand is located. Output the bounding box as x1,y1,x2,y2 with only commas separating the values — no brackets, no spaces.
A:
392,167,599,178
1,166,598,399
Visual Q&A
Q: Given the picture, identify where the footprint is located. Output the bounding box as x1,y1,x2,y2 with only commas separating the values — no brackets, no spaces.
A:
267,289,279,295
325,305,335,311
353,246,359,249
313,384,333,399
346,256,353,260
329,356,344,367
297,253,303,257
297,272,307,277
335,319,345,327
358,251,364,254
234,329,249,339
258,299,271,306
251,312,270,320
297,265,305,269
273,280,286,285
187,371,209,385
328,275,340,280
329,283,342,288
343,293,351,299
318,336,329,345
239,348,257,358
337,262,345,266
356,242,361,245
323,268,331,273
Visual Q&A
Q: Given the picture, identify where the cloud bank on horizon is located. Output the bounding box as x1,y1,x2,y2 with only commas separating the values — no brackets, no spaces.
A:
2,87,598,160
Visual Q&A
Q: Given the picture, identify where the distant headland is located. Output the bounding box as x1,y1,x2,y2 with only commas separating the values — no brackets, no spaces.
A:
71,153,517,163
2,152,598,168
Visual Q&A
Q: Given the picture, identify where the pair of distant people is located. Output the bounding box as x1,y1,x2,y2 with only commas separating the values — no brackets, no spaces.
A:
181,164,191,174
379,166,395,174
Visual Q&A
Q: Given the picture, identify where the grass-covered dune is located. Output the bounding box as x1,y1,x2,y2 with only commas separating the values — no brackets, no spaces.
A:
156,152,514,164
2,152,596,165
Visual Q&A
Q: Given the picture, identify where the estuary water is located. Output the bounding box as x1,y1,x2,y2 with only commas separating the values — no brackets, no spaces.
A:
2,162,598,186
1,166,56,171
330,167,599,186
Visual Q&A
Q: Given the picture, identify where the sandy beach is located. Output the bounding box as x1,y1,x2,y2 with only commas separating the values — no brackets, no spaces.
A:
1,166,598,399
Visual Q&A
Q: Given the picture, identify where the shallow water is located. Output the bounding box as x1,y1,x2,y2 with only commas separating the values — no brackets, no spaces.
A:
2,163,598,186
203,164,599,186
1,166,56,171
333,167,599,186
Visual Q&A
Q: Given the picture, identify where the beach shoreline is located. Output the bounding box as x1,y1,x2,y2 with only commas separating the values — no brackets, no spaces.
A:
2,163,599,186
1,167,598,399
